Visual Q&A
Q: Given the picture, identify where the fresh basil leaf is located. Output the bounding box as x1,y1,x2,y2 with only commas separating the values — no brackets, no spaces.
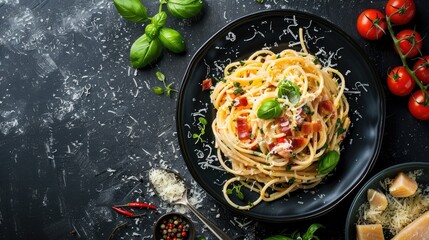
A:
302,223,324,240
159,27,185,53
166,0,203,19
145,24,158,39
278,79,301,104
130,34,163,68
318,150,340,174
113,0,148,22
152,11,167,28
257,99,282,120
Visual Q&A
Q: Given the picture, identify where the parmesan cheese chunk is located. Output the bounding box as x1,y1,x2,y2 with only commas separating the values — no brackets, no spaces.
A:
392,210,429,240
389,172,418,198
356,224,385,240
367,188,388,211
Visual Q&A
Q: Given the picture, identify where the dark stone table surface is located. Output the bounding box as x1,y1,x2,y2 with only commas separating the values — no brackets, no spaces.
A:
1,0,429,239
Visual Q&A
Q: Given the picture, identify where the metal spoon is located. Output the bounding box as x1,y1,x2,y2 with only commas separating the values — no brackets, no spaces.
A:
149,168,232,240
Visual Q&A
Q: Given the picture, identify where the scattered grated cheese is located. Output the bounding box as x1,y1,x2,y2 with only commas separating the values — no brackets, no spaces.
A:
149,169,186,203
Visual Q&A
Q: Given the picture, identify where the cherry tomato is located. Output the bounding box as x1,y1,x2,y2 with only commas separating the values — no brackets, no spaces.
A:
387,66,415,96
413,56,429,85
356,9,387,40
395,29,422,58
408,90,429,120
385,0,416,25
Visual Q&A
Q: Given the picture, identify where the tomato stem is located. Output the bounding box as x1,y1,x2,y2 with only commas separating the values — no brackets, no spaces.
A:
386,15,429,105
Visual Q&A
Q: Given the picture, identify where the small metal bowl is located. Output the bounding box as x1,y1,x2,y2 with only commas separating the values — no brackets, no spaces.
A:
153,212,196,240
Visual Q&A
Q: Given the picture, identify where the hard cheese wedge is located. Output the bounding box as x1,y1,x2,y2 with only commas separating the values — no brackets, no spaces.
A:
389,172,418,198
356,224,385,240
367,188,388,211
392,210,429,240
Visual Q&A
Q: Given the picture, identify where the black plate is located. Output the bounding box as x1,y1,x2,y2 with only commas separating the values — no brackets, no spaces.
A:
176,10,385,222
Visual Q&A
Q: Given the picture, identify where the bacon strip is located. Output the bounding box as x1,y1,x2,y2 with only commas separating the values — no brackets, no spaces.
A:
291,137,308,150
233,96,248,107
318,100,334,116
201,78,213,91
301,121,322,135
237,116,250,140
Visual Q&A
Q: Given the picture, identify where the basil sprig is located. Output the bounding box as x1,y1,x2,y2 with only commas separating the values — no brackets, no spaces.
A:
113,0,204,68
257,99,282,120
278,79,301,104
166,0,203,19
318,150,340,175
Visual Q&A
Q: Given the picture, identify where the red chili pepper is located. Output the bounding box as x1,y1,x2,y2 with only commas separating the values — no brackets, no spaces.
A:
114,202,157,210
111,206,145,218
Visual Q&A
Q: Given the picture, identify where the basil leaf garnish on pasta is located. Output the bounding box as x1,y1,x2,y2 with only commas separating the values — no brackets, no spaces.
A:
257,99,282,119
318,151,340,175
278,79,301,104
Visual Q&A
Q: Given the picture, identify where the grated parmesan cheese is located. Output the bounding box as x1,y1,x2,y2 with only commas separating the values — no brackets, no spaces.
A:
149,168,186,203
358,170,429,236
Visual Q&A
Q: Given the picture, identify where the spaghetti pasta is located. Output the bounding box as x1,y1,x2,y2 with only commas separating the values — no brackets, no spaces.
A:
210,30,350,209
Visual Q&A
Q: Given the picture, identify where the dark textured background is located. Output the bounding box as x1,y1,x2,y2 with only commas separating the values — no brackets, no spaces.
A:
1,0,428,239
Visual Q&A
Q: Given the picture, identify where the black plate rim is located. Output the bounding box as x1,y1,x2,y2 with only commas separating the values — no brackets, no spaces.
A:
176,9,386,222
344,161,429,239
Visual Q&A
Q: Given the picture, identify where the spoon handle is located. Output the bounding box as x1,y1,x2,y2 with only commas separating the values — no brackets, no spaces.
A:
184,201,233,240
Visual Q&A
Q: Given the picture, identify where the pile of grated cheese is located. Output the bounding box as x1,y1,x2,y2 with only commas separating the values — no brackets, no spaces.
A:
149,168,186,203
357,170,429,236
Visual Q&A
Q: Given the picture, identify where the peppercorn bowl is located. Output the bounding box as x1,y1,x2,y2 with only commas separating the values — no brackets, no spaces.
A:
153,212,195,240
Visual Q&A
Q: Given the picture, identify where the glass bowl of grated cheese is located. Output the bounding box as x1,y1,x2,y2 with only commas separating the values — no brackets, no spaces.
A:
345,162,429,240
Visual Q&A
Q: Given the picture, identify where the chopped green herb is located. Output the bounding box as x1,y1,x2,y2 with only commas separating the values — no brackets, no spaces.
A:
285,164,292,171
233,87,244,95
302,105,314,115
336,118,347,134
227,66,238,75
313,57,321,65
